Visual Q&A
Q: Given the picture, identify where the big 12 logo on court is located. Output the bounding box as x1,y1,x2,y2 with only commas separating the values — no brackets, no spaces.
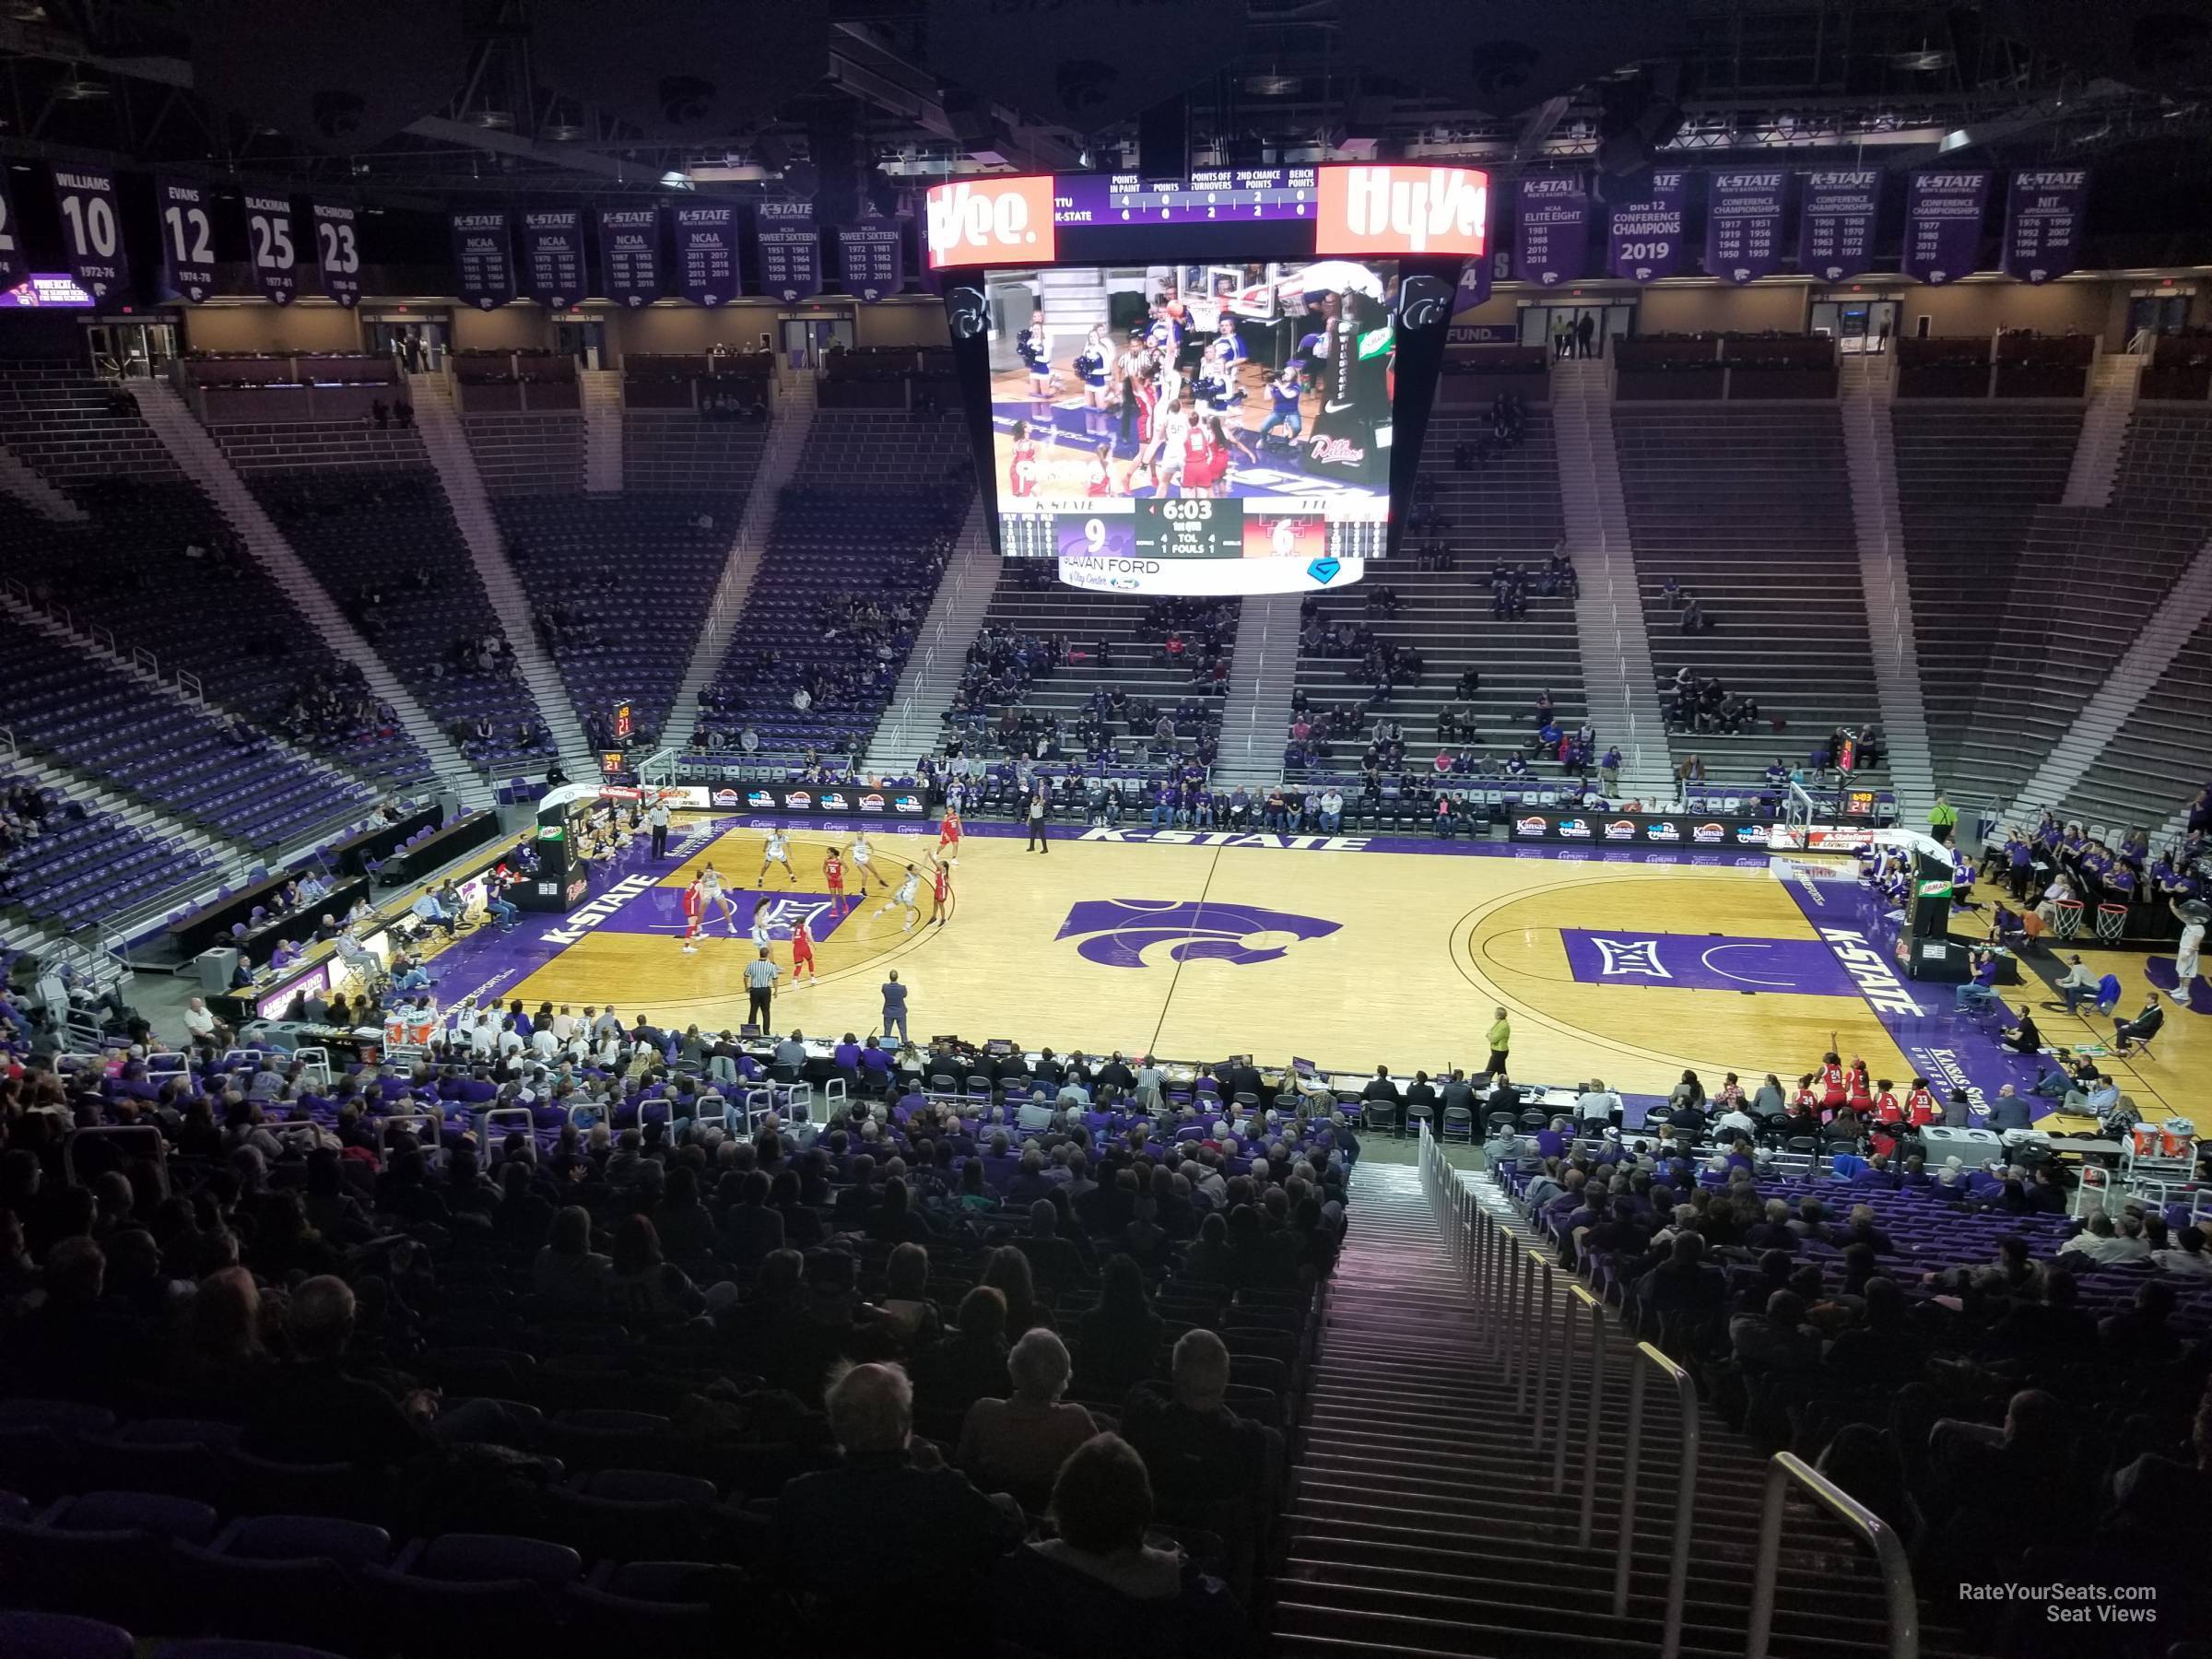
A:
1316,165,1489,257
924,177,1057,268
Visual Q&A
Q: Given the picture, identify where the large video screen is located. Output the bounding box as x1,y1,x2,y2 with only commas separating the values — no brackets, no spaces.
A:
983,259,1395,594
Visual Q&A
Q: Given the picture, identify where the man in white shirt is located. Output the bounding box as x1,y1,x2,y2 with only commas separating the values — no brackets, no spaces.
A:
1318,789,1346,833
1575,1078,1620,1128
2151,1227,2212,1277
2053,954,2099,1016
2059,1212,2150,1265
182,995,232,1052
530,1024,560,1062
648,799,672,860
1715,1099,1758,1140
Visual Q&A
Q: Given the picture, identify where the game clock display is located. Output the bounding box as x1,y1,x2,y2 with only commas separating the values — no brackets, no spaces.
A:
1138,498,1241,559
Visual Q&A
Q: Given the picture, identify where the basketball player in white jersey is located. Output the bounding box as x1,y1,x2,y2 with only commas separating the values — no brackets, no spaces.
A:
758,828,796,886
749,900,773,954
872,864,924,933
1148,391,1197,497
699,863,741,934
848,830,880,893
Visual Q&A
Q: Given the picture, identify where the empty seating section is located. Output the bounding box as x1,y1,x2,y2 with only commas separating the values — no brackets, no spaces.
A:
1290,409,1581,774
496,494,744,743
787,409,971,491
1889,408,2081,793
700,487,962,758
249,470,554,771
1961,409,2212,810
0,364,180,483
0,772,220,933
3,485,427,787
0,618,372,850
212,419,430,475
1615,406,1878,778
621,409,769,492
2066,604,2212,830
463,414,583,495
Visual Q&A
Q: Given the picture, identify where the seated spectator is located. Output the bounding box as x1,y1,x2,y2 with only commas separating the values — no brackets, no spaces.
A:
913,1284,1013,1419
1119,1329,1281,1521
989,1432,1257,1657
1079,1253,1167,1397
532,1205,611,1310
957,1328,1099,1503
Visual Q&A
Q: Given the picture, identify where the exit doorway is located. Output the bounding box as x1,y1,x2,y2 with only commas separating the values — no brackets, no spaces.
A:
1519,302,1635,360
1809,298,1900,355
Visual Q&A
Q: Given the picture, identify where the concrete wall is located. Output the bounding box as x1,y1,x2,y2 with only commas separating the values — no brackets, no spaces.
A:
1641,283,1810,335
182,303,361,355
451,305,554,352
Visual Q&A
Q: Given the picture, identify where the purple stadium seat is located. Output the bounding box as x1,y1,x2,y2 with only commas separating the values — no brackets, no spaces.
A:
0,1611,135,1659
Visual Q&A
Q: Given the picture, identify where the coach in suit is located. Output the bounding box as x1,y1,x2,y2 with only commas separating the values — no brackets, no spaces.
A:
1362,1065,1405,1137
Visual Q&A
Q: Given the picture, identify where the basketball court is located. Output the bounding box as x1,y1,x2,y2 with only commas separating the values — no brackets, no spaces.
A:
418,813,2201,1132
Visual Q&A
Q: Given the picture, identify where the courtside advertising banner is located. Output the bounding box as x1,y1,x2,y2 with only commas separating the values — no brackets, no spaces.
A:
51,165,129,301
519,207,585,309
673,204,737,305
1514,174,1591,288
2002,169,2088,283
1703,171,1787,283
451,210,514,310
242,193,300,305
1605,171,1688,282
1798,170,1880,282
597,206,663,306
753,199,820,302
1903,171,1992,285
924,175,1056,270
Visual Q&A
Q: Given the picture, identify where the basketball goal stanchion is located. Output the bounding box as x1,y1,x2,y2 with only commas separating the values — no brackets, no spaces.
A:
1613,1340,1700,1659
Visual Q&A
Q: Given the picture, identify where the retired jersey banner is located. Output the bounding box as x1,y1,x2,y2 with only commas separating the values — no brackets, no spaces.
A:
597,206,662,307
924,0,1243,131
1605,171,1687,281
837,222,903,302
51,166,129,301
754,200,820,302
1903,171,1991,286
2003,169,2088,284
0,171,23,293
1798,170,1880,282
1515,174,1592,288
451,211,514,310
1703,171,1787,284
673,205,737,306
242,193,300,305
155,177,218,302
519,208,584,309
312,203,362,307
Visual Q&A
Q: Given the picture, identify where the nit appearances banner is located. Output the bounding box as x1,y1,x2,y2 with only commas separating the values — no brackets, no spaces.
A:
2003,170,2088,284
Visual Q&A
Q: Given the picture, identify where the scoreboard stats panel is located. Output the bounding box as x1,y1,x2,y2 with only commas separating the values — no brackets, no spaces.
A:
1003,500,1380,595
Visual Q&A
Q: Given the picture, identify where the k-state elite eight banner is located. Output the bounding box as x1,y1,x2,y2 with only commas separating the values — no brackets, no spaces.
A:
1515,174,1591,287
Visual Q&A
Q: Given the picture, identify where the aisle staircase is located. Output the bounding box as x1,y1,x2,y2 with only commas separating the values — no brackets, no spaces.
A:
2061,352,2144,509
580,368,625,494
1550,360,1671,796
1272,1154,1938,1659
862,490,999,774
0,440,87,520
1213,592,1301,787
668,374,817,748
404,371,591,772
1839,355,1937,818
124,382,489,806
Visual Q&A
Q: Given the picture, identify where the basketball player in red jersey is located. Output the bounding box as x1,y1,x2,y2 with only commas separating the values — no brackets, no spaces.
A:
1905,1077,1938,1126
931,859,951,928
1007,418,1039,500
1816,1051,1848,1113
937,808,962,865
823,848,847,913
791,914,818,985
679,873,704,955
1084,441,1113,498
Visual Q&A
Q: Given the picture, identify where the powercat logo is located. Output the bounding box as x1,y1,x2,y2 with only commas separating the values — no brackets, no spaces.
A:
1057,899,1340,969
1318,165,1488,256
924,176,1055,268
540,872,657,946
1818,928,1924,1017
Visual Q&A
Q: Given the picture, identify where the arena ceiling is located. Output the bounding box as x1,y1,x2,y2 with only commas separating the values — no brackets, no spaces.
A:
0,1,2207,243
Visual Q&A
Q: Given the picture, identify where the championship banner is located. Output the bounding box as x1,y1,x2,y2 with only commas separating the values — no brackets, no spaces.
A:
312,203,361,307
1338,0,1691,117
924,0,1244,131
597,206,662,307
1703,171,1787,284
1798,170,1880,282
519,208,584,309
837,221,903,302
672,205,737,306
155,177,218,302
1903,171,1992,286
754,200,820,302
0,171,22,293
451,211,514,311
1515,174,1592,288
1605,170,1687,281
2002,168,2088,284
51,166,129,301
529,0,830,137
242,193,300,305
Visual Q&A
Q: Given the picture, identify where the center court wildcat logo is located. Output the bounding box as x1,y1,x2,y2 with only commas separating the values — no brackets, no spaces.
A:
1056,900,1340,970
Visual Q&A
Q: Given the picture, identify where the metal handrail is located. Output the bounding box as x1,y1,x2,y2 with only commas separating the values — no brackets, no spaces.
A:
1613,1339,1700,1659
1553,1284,1606,1547
1747,1452,1919,1659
